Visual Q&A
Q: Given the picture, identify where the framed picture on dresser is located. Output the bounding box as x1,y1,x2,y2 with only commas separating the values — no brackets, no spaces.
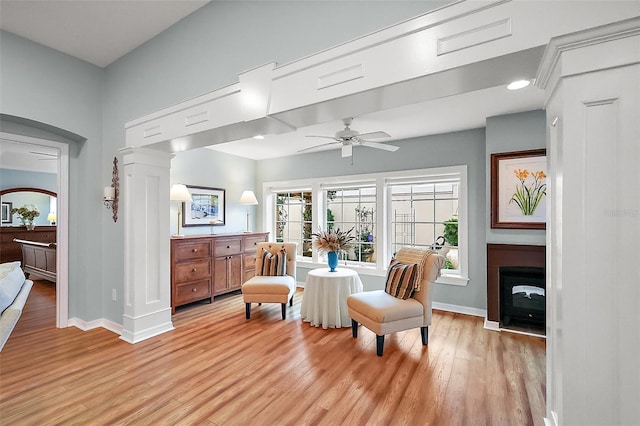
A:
183,185,226,227
1,202,12,224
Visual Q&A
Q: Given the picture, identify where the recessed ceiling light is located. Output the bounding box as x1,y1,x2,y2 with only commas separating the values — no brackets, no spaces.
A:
507,79,531,90
253,135,265,140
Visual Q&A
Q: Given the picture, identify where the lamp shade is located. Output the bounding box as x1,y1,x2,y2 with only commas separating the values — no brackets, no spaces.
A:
47,212,57,222
239,190,259,205
170,184,192,202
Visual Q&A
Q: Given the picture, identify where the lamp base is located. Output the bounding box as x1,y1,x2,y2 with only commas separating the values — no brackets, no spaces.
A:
173,234,186,238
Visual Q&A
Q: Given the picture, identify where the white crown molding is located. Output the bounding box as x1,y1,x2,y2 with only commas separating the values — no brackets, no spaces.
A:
537,16,640,90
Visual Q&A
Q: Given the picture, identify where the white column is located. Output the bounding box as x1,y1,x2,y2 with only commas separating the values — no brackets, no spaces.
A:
538,18,640,426
119,147,174,343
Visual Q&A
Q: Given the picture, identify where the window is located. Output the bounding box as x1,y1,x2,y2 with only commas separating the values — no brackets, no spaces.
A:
265,166,468,286
390,181,459,271
275,191,312,257
325,185,376,265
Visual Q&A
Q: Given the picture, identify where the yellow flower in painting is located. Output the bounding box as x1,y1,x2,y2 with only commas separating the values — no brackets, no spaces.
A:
509,169,547,216
514,169,530,180
535,171,547,180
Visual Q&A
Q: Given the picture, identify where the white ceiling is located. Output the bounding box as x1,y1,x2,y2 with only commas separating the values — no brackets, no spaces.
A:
0,138,59,174
210,83,545,160
0,0,545,167
0,0,210,68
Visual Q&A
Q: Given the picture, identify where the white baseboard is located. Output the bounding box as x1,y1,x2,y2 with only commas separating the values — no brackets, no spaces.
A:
484,319,500,331
68,317,123,335
483,318,546,338
544,410,559,426
432,302,486,318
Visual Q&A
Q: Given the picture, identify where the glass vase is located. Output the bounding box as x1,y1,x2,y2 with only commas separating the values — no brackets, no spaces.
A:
327,251,338,272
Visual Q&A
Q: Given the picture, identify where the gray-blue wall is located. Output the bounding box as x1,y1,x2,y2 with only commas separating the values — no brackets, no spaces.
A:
486,110,546,245
0,1,544,323
257,128,488,309
0,30,104,321
170,148,257,235
0,168,56,192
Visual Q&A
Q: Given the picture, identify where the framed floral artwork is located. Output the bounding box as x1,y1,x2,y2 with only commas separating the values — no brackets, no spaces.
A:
491,149,547,229
183,185,226,227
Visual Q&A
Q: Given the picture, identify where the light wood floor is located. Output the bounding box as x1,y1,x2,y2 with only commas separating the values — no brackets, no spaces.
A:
0,281,546,425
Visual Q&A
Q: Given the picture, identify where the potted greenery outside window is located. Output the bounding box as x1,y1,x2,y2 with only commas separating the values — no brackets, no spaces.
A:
443,217,458,269
11,204,40,230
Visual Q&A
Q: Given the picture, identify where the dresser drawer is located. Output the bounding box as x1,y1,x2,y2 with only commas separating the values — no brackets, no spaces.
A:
174,259,211,283
215,238,242,256
174,241,211,261
244,254,257,270
174,279,211,305
244,235,268,252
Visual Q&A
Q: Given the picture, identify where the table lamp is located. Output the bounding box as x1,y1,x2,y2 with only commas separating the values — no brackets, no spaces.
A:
239,190,259,233
47,212,57,225
170,184,192,237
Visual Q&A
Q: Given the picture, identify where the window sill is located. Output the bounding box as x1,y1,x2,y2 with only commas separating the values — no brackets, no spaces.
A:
436,273,469,286
298,259,469,284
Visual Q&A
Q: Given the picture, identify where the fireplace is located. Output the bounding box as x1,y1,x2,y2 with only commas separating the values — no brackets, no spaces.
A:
487,244,546,334
500,266,545,330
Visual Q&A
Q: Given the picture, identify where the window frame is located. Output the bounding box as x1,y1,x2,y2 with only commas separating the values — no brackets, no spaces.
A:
262,165,469,286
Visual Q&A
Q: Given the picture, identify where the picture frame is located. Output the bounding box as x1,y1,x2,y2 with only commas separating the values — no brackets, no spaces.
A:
1,202,12,224
183,185,226,227
491,149,547,229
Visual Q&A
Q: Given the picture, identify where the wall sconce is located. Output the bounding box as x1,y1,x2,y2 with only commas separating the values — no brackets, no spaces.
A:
103,156,119,222
47,212,57,225
239,190,259,233
170,184,192,237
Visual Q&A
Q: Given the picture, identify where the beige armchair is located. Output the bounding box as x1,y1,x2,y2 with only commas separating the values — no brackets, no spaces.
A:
347,247,445,356
242,242,297,320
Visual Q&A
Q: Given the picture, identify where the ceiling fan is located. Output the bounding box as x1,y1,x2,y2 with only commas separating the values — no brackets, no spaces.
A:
298,117,398,158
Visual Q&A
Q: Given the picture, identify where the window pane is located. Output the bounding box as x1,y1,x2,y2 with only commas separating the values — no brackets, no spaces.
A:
324,186,376,265
414,223,435,246
274,191,313,256
390,179,460,254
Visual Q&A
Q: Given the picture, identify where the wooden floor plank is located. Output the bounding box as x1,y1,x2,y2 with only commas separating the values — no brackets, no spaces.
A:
0,281,546,425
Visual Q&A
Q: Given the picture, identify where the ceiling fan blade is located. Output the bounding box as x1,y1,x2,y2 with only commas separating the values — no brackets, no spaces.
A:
357,131,390,140
341,143,353,158
305,135,338,140
298,141,341,153
361,140,399,152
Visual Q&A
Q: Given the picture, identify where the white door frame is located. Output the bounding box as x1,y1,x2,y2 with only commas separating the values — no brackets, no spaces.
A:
0,132,69,327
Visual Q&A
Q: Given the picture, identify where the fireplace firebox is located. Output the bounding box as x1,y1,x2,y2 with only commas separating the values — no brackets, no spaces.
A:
500,266,545,330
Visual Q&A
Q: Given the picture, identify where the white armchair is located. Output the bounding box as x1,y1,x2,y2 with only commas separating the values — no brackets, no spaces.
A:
347,247,445,356
242,242,297,320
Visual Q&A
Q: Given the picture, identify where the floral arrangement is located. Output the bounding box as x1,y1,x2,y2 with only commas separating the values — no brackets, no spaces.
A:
10,204,40,224
509,169,547,215
312,227,355,254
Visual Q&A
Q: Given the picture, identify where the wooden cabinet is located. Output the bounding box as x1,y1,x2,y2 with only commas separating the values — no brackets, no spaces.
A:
170,232,268,313
213,236,242,294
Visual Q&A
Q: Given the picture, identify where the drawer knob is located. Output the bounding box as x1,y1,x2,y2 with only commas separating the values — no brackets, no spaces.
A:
192,268,197,272
192,288,197,292
254,242,257,245
192,248,198,253
227,245,230,249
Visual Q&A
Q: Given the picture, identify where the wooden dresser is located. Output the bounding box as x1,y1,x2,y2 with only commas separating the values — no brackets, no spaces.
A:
0,226,57,264
170,232,269,313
